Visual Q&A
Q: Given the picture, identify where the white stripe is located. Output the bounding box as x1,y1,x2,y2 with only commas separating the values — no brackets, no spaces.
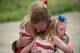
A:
36,37,52,46
36,47,54,53
19,28,31,35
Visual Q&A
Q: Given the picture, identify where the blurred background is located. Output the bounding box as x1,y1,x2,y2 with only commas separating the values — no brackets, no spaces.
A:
0,0,80,22
0,0,80,53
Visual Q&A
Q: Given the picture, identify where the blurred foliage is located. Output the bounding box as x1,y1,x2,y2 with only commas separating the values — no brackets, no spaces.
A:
0,0,80,22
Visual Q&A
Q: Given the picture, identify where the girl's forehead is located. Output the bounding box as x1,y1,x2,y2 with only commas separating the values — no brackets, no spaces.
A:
58,22,67,28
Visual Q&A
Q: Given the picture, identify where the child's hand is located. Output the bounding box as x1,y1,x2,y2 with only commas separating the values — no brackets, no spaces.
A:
17,36,32,48
65,32,72,38
32,36,38,42
29,36,38,45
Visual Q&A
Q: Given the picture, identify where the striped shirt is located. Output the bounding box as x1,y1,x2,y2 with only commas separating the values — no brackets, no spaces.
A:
33,37,55,53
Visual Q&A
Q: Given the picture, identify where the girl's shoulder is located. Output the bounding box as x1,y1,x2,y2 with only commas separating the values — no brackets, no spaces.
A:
19,26,31,37
51,35,59,40
51,35,61,44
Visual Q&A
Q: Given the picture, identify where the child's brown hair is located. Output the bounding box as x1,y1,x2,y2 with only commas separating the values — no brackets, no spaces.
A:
19,0,51,29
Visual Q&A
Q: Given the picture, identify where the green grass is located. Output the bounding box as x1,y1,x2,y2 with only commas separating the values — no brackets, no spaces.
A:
48,0,80,14
0,0,80,22
0,0,34,22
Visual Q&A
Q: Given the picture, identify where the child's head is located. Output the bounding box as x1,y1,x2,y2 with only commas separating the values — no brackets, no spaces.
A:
29,0,51,33
51,14,67,37
29,0,51,24
20,0,51,35
20,0,51,32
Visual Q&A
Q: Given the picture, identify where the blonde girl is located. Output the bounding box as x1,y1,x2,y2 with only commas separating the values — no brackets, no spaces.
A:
49,14,73,53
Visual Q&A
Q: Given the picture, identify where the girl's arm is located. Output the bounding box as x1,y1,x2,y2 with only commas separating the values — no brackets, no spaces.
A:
20,37,37,53
16,36,32,48
65,34,73,51
17,23,37,48
51,35,73,53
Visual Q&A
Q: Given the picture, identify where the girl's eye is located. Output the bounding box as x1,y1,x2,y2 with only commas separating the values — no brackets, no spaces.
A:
60,29,63,31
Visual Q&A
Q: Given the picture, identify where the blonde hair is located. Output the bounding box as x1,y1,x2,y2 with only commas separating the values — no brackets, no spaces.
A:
19,0,51,29
45,17,67,37
51,18,67,36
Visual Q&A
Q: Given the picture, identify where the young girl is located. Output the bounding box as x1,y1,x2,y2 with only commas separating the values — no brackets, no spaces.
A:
12,0,51,53
49,14,73,53
51,14,70,53
20,14,73,53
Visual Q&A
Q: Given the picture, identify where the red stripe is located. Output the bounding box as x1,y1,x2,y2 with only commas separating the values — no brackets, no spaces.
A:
19,32,31,37
16,47,23,53
36,42,53,50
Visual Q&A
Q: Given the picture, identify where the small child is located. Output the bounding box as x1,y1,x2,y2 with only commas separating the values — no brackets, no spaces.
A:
53,14,69,52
